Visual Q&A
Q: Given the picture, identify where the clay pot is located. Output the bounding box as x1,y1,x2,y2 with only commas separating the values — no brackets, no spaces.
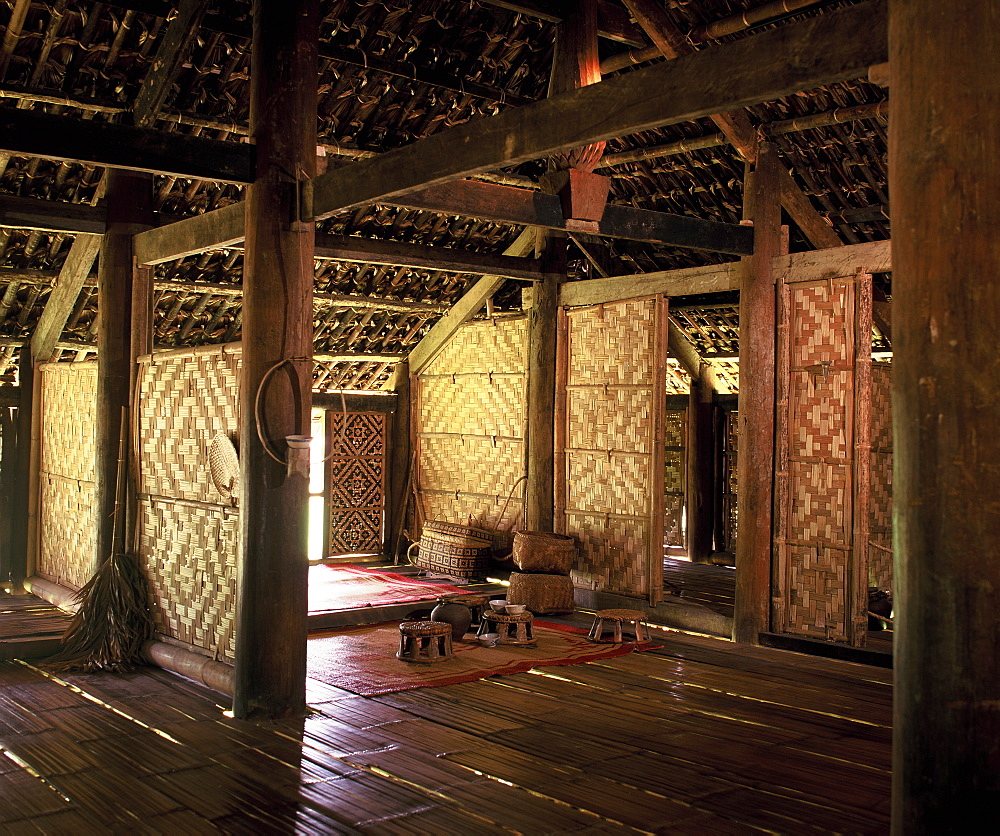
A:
430,598,473,640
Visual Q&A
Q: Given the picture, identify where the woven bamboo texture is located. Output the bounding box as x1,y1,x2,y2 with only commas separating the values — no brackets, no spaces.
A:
37,362,98,588
664,410,686,548
135,346,241,658
139,498,238,661
775,277,870,644
869,362,893,590
558,298,666,603
415,318,526,535
327,411,386,555
137,348,241,504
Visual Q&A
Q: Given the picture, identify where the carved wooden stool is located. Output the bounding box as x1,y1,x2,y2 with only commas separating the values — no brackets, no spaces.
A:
478,611,535,645
587,609,648,643
396,620,454,663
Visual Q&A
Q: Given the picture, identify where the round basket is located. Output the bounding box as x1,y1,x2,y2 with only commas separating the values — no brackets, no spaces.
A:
209,432,240,503
512,531,576,575
414,520,493,579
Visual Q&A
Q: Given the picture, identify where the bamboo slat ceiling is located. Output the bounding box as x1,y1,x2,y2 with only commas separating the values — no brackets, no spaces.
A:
0,0,890,388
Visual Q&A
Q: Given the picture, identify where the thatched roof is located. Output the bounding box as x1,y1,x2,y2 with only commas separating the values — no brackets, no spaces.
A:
0,0,890,389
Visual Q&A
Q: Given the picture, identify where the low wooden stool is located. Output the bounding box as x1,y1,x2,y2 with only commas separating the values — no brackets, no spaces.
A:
587,609,648,643
396,620,454,663
478,611,535,646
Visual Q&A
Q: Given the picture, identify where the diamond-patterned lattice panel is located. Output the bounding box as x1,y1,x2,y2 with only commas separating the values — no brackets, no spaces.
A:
790,283,853,368
328,412,385,555
788,460,852,546
566,387,653,453
789,370,852,460
787,545,849,641
567,299,656,386
869,364,893,589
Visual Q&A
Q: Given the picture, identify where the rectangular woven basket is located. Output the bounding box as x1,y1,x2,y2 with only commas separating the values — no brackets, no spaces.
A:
414,520,493,579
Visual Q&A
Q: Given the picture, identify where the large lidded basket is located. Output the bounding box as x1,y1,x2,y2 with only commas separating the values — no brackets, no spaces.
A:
411,520,494,579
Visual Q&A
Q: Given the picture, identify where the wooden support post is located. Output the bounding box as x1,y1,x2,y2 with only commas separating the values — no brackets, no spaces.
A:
386,360,411,561
889,1,1000,829
686,370,716,563
5,349,32,590
732,142,782,645
95,170,152,568
526,236,563,532
233,0,317,721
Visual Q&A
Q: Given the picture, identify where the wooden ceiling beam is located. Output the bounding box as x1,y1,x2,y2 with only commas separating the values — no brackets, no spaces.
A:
0,107,254,183
621,0,843,249
0,194,107,235
308,1,887,222
133,0,210,127
479,1,648,47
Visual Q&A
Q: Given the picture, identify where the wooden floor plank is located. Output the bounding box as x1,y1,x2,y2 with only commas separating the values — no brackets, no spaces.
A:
0,621,893,835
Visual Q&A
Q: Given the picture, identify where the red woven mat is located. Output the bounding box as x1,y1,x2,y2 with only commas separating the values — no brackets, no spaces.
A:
307,620,649,696
308,564,468,613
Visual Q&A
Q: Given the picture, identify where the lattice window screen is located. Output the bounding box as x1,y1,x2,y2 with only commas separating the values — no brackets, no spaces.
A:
326,411,386,556
557,296,667,605
663,409,686,548
869,363,893,591
774,273,871,645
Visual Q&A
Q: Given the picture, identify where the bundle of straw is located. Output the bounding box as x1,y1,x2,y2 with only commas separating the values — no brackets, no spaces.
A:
48,408,154,673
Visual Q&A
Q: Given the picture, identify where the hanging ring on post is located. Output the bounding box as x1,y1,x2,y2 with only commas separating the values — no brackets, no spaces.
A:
254,356,312,466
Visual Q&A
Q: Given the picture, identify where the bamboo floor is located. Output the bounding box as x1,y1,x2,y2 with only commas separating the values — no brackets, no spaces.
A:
0,628,892,834
0,593,73,660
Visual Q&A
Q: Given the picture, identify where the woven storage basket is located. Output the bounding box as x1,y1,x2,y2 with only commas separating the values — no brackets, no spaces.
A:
506,571,575,614
414,520,494,579
513,531,576,575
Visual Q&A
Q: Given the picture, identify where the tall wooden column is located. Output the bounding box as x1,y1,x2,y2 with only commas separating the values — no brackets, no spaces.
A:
527,0,603,532
234,0,317,720
732,142,781,644
95,170,153,566
889,2,1000,829
526,240,562,531
686,371,716,563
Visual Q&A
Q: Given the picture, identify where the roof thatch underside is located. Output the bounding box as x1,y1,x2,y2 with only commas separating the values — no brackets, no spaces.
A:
0,0,891,389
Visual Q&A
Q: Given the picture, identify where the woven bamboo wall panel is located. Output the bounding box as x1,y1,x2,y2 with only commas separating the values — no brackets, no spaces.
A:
139,499,238,661
566,451,650,515
777,275,869,643
40,364,96,482
327,412,385,555
790,283,853,368
419,491,524,536
566,512,650,597
415,317,526,540
566,387,652,453
869,364,893,590
137,351,241,504
788,460,852,547
38,363,98,586
787,545,849,641
418,374,524,438
37,475,97,589
789,370,852,459
567,299,655,386
424,317,527,375
418,436,523,497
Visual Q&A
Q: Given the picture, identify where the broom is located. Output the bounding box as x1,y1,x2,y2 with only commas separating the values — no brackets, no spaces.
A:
48,409,154,673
